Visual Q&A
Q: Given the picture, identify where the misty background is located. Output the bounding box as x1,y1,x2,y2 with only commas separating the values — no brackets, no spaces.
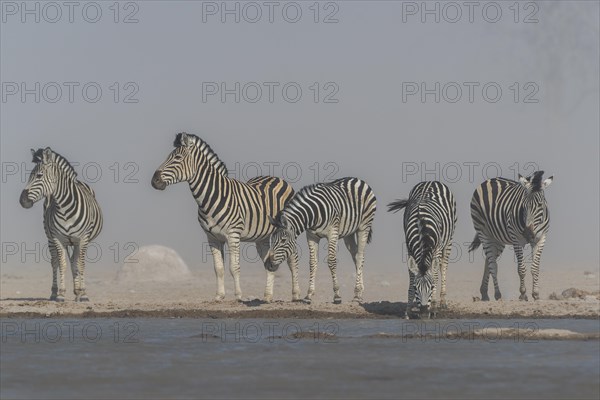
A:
1,2,598,291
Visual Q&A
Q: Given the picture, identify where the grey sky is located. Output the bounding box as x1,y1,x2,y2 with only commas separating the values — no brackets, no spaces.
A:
1,1,598,276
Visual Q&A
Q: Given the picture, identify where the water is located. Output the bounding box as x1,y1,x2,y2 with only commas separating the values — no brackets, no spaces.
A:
1,318,599,399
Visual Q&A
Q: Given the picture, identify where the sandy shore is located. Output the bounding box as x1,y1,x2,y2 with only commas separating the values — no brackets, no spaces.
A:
1,263,598,319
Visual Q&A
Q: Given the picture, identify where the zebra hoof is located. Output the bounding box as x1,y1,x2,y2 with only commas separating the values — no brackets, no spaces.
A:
263,297,273,304
532,292,540,301
333,298,342,305
291,297,303,303
495,293,502,301
214,295,225,302
55,296,65,303
49,294,57,301
519,294,528,301
302,298,312,305
77,296,90,302
481,295,490,302
352,297,363,303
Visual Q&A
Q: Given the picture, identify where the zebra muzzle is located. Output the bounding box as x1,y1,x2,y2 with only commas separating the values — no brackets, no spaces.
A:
151,171,166,190
19,190,33,209
264,254,280,272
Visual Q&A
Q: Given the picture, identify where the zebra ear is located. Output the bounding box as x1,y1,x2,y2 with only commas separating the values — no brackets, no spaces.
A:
542,176,553,189
518,174,531,189
180,133,193,147
41,147,53,164
30,148,36,157
408,257,419,275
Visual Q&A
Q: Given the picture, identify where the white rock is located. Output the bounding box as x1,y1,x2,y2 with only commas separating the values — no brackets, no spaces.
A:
116,245,191,283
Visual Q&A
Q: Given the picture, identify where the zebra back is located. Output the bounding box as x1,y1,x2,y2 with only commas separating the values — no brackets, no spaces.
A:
282,177,376,239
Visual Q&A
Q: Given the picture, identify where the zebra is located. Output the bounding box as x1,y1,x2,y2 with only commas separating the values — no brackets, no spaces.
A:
268,177,377,304
151,132,300,302
469,171,553,301
19,147,103,302
388,181,456,319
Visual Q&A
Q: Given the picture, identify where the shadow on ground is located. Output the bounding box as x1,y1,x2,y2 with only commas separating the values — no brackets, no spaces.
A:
360,301,406,317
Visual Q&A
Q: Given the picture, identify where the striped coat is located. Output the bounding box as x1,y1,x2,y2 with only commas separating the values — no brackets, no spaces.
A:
20,147,103,302
152,132,300,302
469,171,552,301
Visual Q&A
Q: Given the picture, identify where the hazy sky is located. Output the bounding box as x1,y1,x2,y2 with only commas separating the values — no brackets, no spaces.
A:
1,1,598,277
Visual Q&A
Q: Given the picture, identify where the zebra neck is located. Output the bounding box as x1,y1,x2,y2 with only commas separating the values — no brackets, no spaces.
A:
284,204,313,236
48,178,78,209
187,166,229,215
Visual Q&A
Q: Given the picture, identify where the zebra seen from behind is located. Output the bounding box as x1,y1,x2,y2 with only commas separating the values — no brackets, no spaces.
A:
469,171,553,301
388,181,456,319
268,177,377,304
151,132,300,302
19,147,103,302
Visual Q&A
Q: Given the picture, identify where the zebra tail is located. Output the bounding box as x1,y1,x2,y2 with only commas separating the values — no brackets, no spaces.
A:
468,235,481,252
367,228,373,244
387,199,410,213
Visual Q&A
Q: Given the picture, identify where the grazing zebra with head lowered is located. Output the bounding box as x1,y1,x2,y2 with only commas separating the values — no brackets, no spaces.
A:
388,181,456,319
469,171,553,301
151,132,300,302
19,147,103,302
268,177,376,304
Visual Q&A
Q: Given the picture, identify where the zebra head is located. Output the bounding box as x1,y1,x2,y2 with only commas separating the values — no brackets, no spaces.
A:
267,212,297,272
152,133,198,190
518,171,553,242
407,255,435,312
20,148,60,209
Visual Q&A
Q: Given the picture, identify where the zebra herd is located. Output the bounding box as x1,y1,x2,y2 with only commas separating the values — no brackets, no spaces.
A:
19,133,553,318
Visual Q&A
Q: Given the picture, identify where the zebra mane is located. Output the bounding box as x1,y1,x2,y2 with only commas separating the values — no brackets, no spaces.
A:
297,183,318,197
530,171,545,192
32,148,77,179
174,133,228,176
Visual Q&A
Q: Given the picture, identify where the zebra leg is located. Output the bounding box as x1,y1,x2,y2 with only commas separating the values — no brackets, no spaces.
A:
531,235,546,300
208,237,226,301
255,240,275,303
75,241,90,302
514,244,528,301
480,257,491,301
343,235,359,302
440,246,451,309
484,243,504,301
430,261,440,318
70,244,81,300
327,230,342,304
52,239,68,302
405,271,415,319
304,232,320,303
286,248,301,302
48,241,59,301
227,235,243,302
